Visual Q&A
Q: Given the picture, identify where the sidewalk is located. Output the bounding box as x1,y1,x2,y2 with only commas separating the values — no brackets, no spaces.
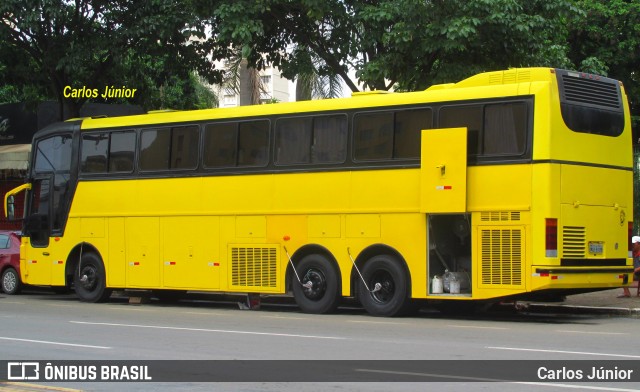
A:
523,284,640,316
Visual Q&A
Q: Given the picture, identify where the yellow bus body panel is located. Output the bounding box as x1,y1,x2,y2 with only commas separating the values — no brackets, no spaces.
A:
16,67,633,304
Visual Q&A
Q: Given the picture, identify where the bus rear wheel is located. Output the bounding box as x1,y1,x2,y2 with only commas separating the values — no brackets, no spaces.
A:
292,254,340,314
357,255,412,317
74,252,111,303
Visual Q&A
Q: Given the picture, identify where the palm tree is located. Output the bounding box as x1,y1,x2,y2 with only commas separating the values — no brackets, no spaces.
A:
294,48,343,101
221,51,265,106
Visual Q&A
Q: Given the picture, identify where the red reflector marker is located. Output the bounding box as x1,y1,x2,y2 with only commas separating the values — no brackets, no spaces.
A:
545,218,558,257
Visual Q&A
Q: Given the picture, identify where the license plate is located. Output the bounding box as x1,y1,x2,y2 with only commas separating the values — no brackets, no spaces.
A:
588,242,603,255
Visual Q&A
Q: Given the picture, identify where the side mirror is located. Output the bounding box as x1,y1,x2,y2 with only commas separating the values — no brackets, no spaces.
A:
6,195,14,221
4,183,31,221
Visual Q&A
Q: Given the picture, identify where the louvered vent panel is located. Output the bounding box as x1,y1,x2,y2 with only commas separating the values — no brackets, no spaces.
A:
480,211,521,222
562,226,586,258
231,246,277,289
480,228,523,287
503,72,516,84
561,75,620,109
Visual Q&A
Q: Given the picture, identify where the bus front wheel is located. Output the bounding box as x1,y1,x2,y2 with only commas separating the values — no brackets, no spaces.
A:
74,252,111,303
357,255,412,317
292,254,341,314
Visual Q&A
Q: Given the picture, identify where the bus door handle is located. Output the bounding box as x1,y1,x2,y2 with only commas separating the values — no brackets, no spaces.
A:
436,164,446,176
43,252,50,256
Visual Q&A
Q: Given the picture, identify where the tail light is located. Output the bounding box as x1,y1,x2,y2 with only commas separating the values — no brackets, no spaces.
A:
545,218,558,257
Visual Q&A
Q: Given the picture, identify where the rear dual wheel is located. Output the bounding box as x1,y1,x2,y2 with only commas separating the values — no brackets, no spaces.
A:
292,254,341,314
357,255,413,317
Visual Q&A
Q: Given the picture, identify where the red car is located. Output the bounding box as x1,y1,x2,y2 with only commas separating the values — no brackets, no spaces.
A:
0,231,22,294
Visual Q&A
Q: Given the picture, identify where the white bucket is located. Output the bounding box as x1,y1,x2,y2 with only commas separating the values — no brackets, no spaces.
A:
449,280,461,294
432,276,443,294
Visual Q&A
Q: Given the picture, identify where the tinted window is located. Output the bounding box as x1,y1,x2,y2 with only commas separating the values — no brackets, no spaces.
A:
354,108,431,160
203,123,237,168
312,115,347,163
558,72,624,137
81,133,108,173
81,131,136,174
34,135,72,173
439,102,527,157
275,114,347,165
238,121,269,167
439,105,483,155
276,117,312,164
394,109,431,159
140,129,170,171
203,120,269,168
171,126,199,169
354,112,393,160
109,131,136,172
140,125,199,171
484,103,527,155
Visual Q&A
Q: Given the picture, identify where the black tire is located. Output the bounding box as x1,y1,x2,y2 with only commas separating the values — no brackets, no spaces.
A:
357,255,412,317
74,252,111,303
1,267,22,295
292,253,341,314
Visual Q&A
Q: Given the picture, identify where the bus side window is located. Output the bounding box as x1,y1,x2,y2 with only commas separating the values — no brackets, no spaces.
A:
109,131,136,172
203,122,238,168
483,103,527,155
140,129,170,171
312,115,347,163
275,114,347,165
81,133,109,173
170,125,199,169
238,120,269,167
394,108,432,159
275,117,313,165
354,112,394,160
439,105,483,156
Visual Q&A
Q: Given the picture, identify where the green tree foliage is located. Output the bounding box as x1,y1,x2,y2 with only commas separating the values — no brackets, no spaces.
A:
567,0,640,140
0,0,226,118
212,0,579,92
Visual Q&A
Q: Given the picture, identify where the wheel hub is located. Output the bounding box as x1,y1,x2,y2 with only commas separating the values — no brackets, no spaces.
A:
302,268,327,300
371,270,395,304
79,266,97,290
3,273,16,292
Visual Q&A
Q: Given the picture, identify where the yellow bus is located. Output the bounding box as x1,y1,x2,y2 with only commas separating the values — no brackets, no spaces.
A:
4,67,633,316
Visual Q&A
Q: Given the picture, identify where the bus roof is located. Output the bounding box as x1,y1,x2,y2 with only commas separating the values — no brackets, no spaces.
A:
78,67,560,130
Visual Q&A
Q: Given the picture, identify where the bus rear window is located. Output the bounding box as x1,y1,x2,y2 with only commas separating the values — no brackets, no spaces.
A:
557,71,624,137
